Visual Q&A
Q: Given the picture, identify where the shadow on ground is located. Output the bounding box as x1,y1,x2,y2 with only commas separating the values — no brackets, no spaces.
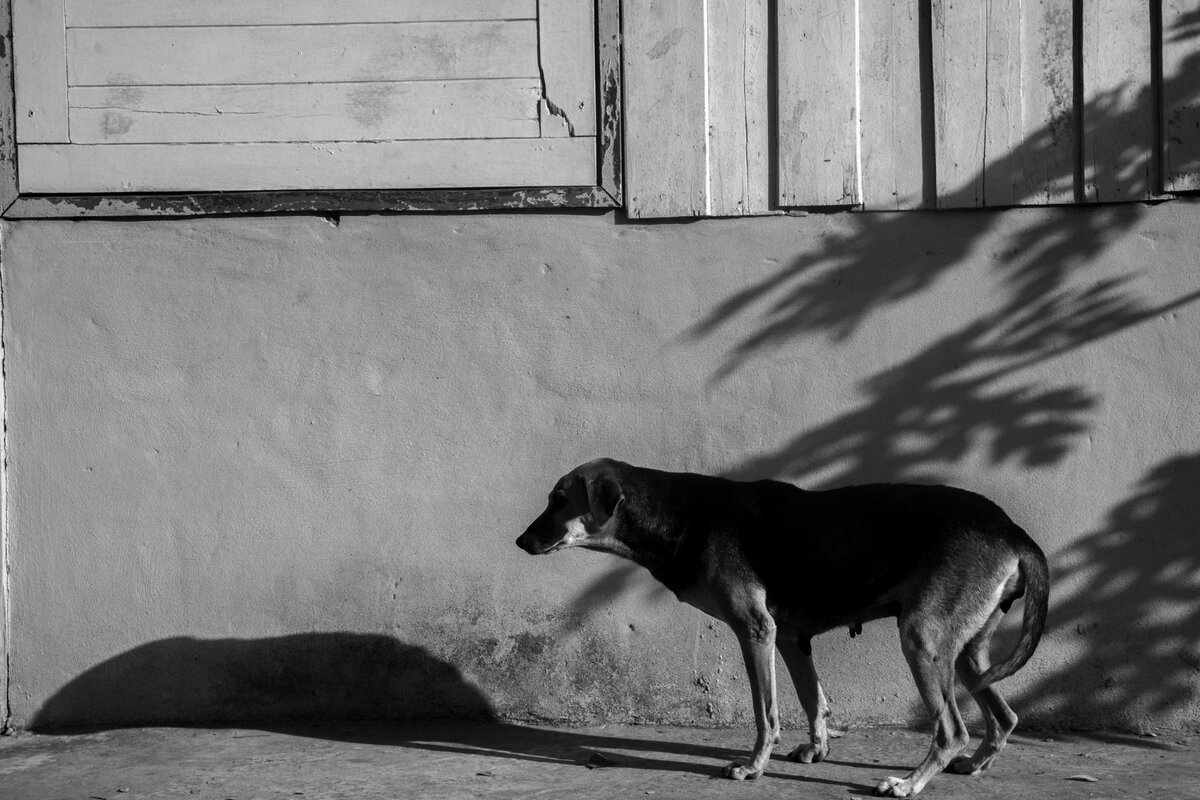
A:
27,633,887,789
29,633,495,730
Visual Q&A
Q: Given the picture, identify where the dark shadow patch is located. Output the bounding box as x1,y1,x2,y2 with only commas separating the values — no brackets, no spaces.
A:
1015,454,1200,730
30,633,495,730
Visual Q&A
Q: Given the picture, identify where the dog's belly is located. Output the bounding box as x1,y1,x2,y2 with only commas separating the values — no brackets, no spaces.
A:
771,598,902,637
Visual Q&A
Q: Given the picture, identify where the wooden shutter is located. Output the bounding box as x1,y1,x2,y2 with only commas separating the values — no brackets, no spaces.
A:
623,0,771,218
1164,0,1200,193
11,0,600,194
932,0,1076,207
1080,0,1154,202
624,0,1199,217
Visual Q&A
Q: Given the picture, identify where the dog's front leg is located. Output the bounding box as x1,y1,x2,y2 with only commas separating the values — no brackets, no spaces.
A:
722,609,779,780
777,634,831,763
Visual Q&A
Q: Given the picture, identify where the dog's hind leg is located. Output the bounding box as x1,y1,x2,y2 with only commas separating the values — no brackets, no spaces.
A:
876,619,970,797
948,608,1018,775
776,633,831,764
721,593,780,781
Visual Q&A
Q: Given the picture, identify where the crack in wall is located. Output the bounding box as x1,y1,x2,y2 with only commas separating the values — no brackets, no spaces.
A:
536,59,576,137
534,7,576,138
540,94,577,136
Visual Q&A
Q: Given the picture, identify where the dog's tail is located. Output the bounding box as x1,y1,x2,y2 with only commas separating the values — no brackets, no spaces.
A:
973,537,1050,692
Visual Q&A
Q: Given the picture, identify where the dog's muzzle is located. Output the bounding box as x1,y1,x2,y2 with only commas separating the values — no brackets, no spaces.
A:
515,530,543,554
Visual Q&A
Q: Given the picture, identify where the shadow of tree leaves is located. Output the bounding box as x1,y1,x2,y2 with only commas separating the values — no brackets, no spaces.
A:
563,13,1200,730
1016,453,1200,729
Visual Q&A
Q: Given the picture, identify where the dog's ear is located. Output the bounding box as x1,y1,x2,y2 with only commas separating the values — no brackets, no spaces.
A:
587,475,625,526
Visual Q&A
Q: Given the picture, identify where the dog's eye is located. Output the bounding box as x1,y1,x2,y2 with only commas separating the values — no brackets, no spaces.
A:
549,490,567,506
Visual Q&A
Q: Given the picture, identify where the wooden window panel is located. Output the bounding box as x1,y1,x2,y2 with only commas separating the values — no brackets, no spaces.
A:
1,0,622,216
932,0,1077,208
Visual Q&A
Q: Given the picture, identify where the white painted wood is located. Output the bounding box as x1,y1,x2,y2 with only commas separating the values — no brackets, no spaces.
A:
859,0,926,210
66,0,538,27
623,0,707,217
1021,0,1077,204
68,80,543,144
0,0,18,210
13,0,68,142
934,0,1076,207
984,0,1075,205
931,0,986,207
1163,0,1200,193
537,0,596,137
706,0,770,216
68,22,539,87
17,138,597,193
1082,0,1154,202
539,100,571,137
777,0,858,206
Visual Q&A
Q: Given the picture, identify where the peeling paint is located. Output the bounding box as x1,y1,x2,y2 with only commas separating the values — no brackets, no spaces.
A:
7,186,619,219
347,82,396,129
647,27,686,61
101,112,134,138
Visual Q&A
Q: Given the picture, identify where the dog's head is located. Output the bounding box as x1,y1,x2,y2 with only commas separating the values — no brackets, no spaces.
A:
516,459,626,555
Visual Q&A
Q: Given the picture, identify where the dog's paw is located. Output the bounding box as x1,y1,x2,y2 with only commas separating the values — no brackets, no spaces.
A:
874,776,916,797
946,754,991,775
786,742,829,764
721,759,762,781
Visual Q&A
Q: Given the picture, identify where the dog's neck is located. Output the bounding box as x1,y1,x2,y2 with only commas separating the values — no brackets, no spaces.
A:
597,501,699,592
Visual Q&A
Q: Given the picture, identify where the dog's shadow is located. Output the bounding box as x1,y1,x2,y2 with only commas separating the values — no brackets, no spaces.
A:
277,721,886,791
30,633,884,793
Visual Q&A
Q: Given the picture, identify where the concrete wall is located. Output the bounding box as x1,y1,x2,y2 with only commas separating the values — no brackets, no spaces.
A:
2,201,1198,733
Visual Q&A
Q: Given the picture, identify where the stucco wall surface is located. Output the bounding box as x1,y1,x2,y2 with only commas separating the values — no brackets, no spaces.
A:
2,202,1198,733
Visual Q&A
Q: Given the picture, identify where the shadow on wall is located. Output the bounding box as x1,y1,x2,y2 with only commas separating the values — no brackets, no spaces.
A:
30,633,495,731
569,14,1200,729
1016,454,1200,730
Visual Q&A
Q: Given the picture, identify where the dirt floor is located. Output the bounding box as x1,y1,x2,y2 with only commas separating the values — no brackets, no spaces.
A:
0,721,1193,800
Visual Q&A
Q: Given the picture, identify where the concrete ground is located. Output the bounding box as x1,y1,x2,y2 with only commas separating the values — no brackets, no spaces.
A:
0,722,1193,800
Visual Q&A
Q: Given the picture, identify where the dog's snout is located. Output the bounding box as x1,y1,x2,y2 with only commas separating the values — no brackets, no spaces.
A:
516,530,539,554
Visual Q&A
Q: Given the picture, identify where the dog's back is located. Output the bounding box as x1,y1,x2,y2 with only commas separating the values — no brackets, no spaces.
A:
609,464,1038,634
742,481,1035,615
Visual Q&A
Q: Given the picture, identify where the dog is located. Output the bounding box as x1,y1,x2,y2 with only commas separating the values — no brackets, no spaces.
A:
516,458,1049,797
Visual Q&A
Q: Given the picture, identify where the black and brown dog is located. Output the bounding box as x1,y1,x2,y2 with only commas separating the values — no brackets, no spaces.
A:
517,458,1049,797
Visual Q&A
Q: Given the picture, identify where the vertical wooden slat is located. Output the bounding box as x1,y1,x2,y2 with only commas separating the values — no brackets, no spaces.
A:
12,0,68,143
777,0,858,206
933,0,1075,208
706,0,771,215
1162,0,1200,193
983,0,1075,205
0,0,10,712
1,0,19,211
1012,0,1076,205
931,0,986,206
597,0,624,203
623,0,706,217
859,0,926,210
1082,0,1155,202
537,0,596,137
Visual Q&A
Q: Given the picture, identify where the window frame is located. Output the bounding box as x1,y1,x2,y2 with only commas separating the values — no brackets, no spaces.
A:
0,0,623,218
